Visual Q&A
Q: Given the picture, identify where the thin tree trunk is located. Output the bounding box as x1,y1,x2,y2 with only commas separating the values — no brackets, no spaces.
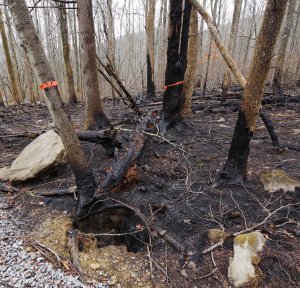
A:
0,89,4,106
106,0,117,102
195,0,206,88
77,0,110,130
272,0,297,99
157,0,168,89
59,3,77,105
145,0,156,99
203,0,219,95
4,8,24,101
6,0,97,219
202,37,212,96
221,0,288,182
181,7,198,118
21,45,37,104
221,0,242,102
0,8,21,105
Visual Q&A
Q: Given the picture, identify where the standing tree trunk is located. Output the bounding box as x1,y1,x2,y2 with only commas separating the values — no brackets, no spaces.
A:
77,0,110,130
0,8,21,105
272,0,297,99
181,7,198,118
106,0,117,102
221,0,242,102
21,45,37,104
202,0,219,96
5,8,24,101
221,0,288,182
145,0,156,99
0,89,4,106
6,0,97,219
59,3,77,105
160,0,192,133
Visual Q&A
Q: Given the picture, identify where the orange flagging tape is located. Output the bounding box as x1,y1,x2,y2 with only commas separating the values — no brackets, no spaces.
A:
39,81,58,89
163,80,184,91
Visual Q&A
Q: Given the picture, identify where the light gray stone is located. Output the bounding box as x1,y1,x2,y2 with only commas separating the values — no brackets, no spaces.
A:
9,130,65,182
0,166,10,181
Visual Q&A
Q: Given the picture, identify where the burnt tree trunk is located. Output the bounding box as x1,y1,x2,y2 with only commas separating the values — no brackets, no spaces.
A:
160,0,192,133
6,0,97,219
221,0,288,182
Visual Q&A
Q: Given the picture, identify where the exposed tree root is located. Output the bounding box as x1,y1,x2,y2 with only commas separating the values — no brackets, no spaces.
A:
68,230,86,284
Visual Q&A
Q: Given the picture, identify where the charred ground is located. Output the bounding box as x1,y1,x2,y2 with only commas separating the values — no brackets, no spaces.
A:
0,89,299,287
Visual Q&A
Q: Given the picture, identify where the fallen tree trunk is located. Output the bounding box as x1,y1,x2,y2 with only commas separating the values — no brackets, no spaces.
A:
2,129,120,157
100,120,147,193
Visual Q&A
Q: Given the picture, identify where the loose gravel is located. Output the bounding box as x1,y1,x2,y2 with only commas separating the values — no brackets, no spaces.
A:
0,195,107,288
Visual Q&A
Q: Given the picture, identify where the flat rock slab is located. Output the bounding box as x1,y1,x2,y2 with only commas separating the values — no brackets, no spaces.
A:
9,130,65,182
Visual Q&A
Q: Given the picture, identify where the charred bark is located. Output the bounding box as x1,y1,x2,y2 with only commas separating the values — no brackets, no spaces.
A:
100,120,146,193
220,110,251,182
221,0,288,182
160,0,193,133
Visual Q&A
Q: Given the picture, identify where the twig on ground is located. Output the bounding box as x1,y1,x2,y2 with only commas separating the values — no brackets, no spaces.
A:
0,183,20,193
194,268,218,280
233,203,299,236
32,240,62,268
202,240,224,254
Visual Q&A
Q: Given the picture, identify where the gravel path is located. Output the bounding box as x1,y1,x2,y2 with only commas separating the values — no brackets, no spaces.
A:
0,195,106,288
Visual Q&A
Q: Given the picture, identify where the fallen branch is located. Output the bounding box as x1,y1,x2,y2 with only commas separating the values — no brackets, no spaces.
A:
32,240,62,268
233,203,299,236
0,183,20,193
36,187,76,197
202,240,224,254
153,226,184,252
97,55,142,116
100,120,147,192
194,268,218,280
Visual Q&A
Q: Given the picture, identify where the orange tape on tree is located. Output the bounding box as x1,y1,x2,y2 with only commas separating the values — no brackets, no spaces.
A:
163,80,184,91
39,81,58,89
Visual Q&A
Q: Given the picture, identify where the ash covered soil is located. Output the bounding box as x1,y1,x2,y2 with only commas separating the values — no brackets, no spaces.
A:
0,92,299,288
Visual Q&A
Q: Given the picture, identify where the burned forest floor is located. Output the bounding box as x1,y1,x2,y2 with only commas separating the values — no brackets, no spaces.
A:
0,87,300,288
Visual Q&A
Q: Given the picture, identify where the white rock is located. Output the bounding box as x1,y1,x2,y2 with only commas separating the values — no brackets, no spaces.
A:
228,231,266,288
0,166,10,181
9,130,65,182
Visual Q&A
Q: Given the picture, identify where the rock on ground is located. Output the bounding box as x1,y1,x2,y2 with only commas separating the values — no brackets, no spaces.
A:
8,130,65,182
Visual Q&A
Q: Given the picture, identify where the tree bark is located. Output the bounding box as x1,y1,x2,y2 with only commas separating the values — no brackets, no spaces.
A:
145,0,156,99
0,8,21,105
272,0,297,99
181,7,198,118
77,0,110,130
0,89,4,106
221,0,242,103
221,0,288,182
160,0,193,133
59,2,77,105
21,45,37,104
6,0,97,219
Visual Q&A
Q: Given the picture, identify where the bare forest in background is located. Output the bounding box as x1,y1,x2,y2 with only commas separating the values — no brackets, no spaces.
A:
0,0,299,105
